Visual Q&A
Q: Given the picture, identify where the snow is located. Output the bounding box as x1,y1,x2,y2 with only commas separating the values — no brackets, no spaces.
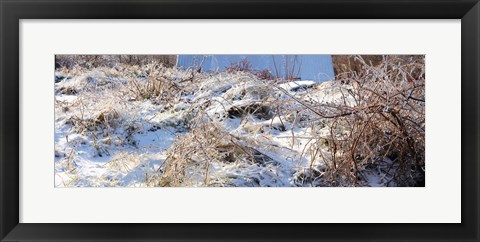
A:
277,80,316,92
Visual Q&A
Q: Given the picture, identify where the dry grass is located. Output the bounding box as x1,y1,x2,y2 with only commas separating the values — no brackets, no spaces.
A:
55,55,425,187
125,63,191,105
158,121,281,187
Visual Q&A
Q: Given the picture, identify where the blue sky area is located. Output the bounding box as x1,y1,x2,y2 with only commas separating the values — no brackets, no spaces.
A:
177,55,335,82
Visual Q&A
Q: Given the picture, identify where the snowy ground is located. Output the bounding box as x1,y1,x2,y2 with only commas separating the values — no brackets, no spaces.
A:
54,65,393,187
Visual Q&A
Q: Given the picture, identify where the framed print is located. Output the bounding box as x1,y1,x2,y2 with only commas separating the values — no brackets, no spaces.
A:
1,0,479,241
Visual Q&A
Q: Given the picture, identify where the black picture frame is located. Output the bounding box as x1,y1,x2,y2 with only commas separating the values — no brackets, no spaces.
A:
1,0,478,241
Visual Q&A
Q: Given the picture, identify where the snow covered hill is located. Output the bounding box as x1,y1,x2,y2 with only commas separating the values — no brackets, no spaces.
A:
54,62,423,187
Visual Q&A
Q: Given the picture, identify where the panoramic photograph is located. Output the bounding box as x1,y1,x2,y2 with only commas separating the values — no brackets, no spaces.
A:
54,54,425,187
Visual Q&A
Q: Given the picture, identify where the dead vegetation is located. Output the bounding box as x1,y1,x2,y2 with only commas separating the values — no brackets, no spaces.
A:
294,55,425,186
142,55,425,187
55,55,425,187
158,122,236,186
126,63,184,103
55,55,177,69
155,81,285,187
158,121,283,187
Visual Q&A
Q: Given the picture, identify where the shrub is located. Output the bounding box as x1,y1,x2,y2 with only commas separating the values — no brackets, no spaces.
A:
226,58,252,73
254,69,274,80
298,55,425,186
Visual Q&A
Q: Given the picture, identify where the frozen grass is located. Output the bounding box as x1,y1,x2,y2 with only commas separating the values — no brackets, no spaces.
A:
55,56,425,187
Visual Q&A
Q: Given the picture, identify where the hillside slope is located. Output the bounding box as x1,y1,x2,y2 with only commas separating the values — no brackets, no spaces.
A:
54,58,425,187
